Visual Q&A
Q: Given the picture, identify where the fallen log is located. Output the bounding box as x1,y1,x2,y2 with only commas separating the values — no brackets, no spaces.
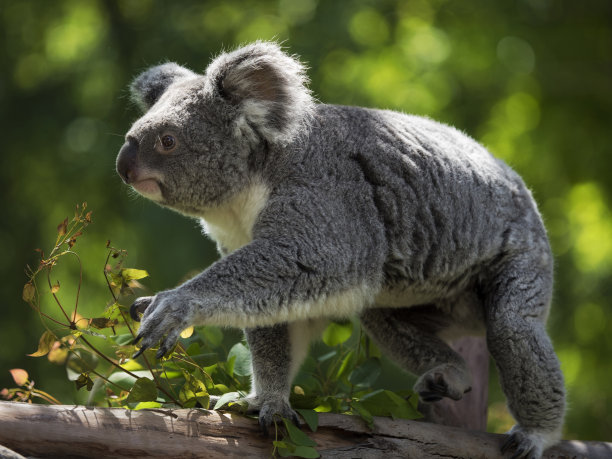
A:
0,401,609,458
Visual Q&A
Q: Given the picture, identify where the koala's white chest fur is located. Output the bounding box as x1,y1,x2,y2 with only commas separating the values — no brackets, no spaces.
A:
199,179,270,253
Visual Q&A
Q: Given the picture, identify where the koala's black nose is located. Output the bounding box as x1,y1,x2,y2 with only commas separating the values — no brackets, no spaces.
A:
116,138,138,183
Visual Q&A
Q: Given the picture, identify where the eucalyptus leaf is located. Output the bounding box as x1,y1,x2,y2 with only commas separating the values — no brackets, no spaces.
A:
126,377,158,404
322,321,353,347
227,342,252,377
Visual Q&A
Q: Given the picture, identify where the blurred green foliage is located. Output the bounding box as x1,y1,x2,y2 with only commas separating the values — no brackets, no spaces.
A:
0,0,610,442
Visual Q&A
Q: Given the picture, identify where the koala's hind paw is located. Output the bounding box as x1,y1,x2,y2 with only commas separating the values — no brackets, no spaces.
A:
501,428,542,459
501,425,560,459
414,363,471,402
258,399,300,437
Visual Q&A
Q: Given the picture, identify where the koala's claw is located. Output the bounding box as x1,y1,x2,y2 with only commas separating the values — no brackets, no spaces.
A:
130,296,154,322
258,400,300,437
501,426,546,459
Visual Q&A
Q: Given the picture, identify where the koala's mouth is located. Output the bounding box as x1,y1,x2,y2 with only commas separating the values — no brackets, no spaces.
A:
132,178,163,201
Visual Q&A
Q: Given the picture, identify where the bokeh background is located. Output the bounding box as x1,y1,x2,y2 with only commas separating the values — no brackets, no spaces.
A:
1,0,610,442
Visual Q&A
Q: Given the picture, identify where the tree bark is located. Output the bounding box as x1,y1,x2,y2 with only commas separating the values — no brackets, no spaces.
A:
0,401,609,459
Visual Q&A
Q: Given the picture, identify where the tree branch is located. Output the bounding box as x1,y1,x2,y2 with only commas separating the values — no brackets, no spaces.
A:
0,401,609,458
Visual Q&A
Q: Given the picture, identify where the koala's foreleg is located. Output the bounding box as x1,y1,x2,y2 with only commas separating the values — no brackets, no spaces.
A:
241,319,327,435
485,255,565,458
360,307,472,402
241,324,299,434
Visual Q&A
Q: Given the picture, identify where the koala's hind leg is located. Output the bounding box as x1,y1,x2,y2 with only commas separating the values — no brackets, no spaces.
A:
360,306,472,403
242,319,326,435
484,255,565,458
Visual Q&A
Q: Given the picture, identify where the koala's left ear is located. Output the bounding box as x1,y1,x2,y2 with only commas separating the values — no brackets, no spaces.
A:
130,63,198,112
206,42,314,145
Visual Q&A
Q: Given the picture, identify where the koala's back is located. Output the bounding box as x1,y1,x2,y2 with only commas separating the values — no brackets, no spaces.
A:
289,104,551,299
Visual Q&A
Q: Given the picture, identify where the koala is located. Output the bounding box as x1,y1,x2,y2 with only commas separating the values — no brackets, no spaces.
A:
116,42,565,458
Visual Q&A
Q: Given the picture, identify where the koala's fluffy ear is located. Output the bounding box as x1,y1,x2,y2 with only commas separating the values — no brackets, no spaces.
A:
206,42,314,145
130,63,198,112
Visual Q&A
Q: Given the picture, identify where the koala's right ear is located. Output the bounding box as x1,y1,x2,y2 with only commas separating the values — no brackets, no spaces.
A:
205,42,314,145
130,63,197,112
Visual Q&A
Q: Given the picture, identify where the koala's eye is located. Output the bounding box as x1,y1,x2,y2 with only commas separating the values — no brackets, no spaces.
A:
160,135,176,151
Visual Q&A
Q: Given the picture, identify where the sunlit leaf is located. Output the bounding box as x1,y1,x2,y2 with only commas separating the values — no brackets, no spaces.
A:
126,377,158,404
180,326,194,339
51,281,60,294
294,386,305,396
120,268,149,281
28,330,56,357
9,369,29,386
213,391,241,410
134,401,162,410
335,350,355,380
47,341,69,365
322,321,353,347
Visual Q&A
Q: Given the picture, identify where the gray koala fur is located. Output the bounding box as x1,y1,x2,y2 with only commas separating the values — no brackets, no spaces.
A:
116,42,565,458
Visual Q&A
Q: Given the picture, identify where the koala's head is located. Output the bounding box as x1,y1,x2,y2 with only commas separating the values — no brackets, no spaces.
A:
116,42,313,215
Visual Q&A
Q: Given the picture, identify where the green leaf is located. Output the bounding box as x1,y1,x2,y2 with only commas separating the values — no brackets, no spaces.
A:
90,317,119,330
276,441,295,457
213,391,241,410
296,409,318,432
185,342,201,356
103,302,123,321
126,377,158,404
110,333,135,346
134,401,162,410
179,372,210,408
350,400,373,428
322,321,353,347
107,370,153,389
292,445,320,458
75,373,94,391
335,349,355,380
227,342,252,377
283,418,317,447
66,350,99,381
358,389,422,420
120,268,149,281
348,357,381,387
317,350,337,362
200,326,224,347
28,330,56,357
225,355,236,378
78,328,107,339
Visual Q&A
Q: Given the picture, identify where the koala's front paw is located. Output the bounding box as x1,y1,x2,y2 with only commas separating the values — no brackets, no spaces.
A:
414,363,472,402
258,399,300,436
131,290,196,359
